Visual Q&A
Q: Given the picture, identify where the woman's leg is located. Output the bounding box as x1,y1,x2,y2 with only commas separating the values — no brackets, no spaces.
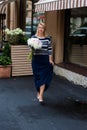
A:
39,84,45,102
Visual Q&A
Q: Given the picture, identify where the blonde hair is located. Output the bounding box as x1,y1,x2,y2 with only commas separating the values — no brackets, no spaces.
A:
36,22,47,37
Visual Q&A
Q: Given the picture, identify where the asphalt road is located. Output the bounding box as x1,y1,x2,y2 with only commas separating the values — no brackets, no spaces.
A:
0,74,87,130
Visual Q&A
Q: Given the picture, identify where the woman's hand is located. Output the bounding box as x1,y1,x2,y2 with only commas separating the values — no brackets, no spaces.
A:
49,60,54,66
49,55,54,66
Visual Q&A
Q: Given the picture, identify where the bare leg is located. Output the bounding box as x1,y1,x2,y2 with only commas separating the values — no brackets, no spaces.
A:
39,84,45,102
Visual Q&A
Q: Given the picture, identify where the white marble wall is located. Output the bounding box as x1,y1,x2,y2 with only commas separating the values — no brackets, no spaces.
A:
54,65,87,88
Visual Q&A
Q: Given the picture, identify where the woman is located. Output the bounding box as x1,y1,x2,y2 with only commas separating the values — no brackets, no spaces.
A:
31,22,54,104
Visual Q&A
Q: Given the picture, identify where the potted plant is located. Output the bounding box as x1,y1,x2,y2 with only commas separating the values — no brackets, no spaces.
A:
0,43,12,78
5,28,28,45
5,28,33,76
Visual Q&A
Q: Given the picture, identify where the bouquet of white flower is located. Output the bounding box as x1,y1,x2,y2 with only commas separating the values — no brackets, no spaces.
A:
27,38,42,49
27,38,42,59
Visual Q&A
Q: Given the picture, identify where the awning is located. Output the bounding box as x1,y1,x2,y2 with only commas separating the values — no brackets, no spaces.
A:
0,0,16,6
35,0,87,12
0,0,16,13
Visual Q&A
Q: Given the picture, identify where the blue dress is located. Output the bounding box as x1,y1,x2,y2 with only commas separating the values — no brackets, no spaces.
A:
31,35,53,92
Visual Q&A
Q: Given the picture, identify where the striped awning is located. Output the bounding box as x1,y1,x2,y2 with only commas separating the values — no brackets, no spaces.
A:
35,0,87,12
0,0,16,6
0,0,16,13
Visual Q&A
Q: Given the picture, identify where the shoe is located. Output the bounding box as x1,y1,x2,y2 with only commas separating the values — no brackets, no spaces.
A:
37,96,39,100
39,99,44,105
37,93,40,100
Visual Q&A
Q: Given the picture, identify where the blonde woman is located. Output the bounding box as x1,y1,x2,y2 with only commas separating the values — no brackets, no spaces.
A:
31,22,54,105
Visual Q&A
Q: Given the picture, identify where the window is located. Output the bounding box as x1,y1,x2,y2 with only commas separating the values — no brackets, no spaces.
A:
25,0,43,37
64,8,87,67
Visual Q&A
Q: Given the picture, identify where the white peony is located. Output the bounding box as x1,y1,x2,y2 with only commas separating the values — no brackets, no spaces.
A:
5,27,26,45
5,28,25,35
27,38,42,50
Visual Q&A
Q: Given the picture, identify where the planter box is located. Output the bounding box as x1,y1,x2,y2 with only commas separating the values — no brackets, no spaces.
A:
11,45,33,76
0,65,11,78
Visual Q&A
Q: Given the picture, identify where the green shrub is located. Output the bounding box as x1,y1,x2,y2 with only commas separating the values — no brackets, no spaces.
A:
0,43,11,66
0,55,12,66
3,43,11,58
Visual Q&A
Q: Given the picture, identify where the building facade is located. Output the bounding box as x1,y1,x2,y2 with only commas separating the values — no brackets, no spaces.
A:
35,0,87,87
1,0,87,86
0,0,33,46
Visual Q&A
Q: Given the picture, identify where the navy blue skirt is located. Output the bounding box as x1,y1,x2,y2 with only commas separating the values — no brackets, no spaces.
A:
32,55,53,92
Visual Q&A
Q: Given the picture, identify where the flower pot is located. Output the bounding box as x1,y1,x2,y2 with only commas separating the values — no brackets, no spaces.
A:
11,45,33,76
0,65,11,78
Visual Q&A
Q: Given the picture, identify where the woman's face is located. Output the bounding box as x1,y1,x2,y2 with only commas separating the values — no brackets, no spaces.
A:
37,24,45,35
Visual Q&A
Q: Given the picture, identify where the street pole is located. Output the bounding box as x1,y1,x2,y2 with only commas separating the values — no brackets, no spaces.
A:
19,0,26,30
31,0,34,36
31,0,39,36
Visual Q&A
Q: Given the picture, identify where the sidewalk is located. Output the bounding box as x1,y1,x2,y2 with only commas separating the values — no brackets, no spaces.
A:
52,74,87,104
0,74,87,103
0,74,87,130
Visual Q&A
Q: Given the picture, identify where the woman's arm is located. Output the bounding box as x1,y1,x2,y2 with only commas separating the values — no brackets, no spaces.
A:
49,55,54,65
48,37,54,65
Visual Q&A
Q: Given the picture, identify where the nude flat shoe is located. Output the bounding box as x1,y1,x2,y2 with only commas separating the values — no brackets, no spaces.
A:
37,96,40,99
37,93,40,99
39,99,44,105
